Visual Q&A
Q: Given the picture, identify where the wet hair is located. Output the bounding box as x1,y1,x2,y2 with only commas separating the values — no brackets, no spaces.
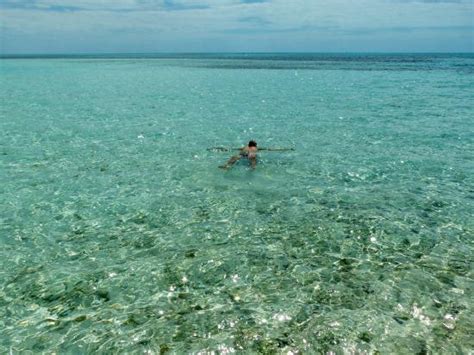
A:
248,140,257,147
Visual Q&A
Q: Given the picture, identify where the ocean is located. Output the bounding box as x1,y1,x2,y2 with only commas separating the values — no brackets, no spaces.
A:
1,53,473,353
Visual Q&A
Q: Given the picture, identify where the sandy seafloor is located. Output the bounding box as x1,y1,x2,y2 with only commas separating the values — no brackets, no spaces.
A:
0,53,473,353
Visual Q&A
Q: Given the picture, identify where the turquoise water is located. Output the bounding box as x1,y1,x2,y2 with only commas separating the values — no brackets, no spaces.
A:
1,54,473,353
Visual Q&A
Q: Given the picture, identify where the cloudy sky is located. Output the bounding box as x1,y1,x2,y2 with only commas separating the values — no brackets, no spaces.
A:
1,0,473,53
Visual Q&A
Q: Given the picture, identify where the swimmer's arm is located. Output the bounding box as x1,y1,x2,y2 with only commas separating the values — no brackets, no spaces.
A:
257,147,295,151
207,146,294,152
207,147,244,152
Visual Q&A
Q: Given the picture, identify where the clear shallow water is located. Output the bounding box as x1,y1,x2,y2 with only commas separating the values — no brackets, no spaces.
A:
0,54,473,353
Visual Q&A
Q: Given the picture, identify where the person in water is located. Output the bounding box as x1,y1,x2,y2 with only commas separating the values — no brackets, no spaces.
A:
219,140,258,169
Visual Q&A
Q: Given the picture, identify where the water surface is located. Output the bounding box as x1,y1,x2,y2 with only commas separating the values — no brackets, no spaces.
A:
0,53,473,353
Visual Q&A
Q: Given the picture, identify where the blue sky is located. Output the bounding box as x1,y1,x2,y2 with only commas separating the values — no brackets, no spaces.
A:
1,0,473,53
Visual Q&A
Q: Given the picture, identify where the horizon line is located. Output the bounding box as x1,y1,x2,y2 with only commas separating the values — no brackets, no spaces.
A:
1,50,474,58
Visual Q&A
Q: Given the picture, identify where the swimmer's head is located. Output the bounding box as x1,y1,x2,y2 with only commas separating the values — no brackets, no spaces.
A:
248,140,257,147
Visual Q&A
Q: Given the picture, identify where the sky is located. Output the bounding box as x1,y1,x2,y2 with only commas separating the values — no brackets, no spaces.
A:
0,0,473,54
